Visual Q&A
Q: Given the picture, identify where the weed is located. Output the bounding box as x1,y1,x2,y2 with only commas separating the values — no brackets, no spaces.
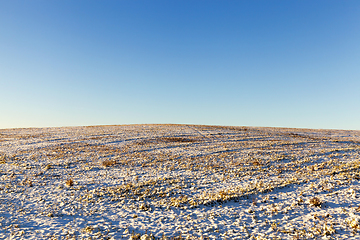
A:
102,159,117,167
309,197,322,207
65,179,74,187
0,154,6,164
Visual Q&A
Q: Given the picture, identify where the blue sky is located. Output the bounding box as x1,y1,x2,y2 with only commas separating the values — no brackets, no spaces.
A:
1,0,359,130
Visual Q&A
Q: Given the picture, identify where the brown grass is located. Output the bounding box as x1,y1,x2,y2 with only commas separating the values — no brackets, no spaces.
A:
65,179,74,187
309,197,322,207
102,159,117,167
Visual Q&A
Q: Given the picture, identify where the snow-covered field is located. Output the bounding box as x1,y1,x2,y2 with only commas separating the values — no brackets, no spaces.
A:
1,124,360,239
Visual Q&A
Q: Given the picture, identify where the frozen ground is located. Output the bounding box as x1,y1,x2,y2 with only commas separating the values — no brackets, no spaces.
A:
1,124,360,239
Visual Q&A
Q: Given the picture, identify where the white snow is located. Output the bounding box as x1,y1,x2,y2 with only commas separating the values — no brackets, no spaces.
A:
1,124,360,239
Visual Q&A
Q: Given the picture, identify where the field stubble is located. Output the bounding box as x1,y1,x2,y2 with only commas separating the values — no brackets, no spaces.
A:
0,124,360,239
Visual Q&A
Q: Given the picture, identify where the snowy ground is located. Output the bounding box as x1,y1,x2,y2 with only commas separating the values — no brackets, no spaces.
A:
1,124,360,239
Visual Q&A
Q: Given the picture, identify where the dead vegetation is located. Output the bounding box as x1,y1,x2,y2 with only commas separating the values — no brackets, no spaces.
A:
102,159,117,167
65,178,74,187
1,124,360,239
309,197,322,207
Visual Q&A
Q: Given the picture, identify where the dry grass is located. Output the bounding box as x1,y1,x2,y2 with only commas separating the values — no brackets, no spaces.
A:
309,197,322,207
65,178,74,187
1,124,360,239
102,159,117,167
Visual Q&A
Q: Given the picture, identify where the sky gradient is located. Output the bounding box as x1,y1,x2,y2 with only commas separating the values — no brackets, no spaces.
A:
1,0,360,130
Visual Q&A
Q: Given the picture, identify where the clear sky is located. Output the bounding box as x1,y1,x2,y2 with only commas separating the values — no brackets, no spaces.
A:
1,1,359,130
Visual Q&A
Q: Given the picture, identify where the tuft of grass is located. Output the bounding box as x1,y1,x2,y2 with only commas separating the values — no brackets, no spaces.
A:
0,154,6,164
102,159,117,167
65,178,74,187
309,197,322,207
